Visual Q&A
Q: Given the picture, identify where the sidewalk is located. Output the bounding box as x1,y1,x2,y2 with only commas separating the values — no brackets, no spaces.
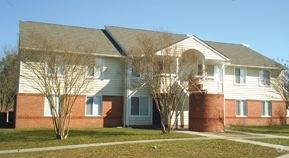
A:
1,129,289,157
177,129,289,158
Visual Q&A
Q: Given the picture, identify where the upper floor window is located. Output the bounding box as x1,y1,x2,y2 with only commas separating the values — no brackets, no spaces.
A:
86,58,104,79
235,68,246,84
259,70,270,86
46,55,64,76
197,64,221,81
261,100,271,116
236,100,247,116
130,96,149,116
131,66,141,78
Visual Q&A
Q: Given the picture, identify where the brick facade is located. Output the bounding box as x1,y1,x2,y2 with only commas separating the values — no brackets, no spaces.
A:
15,93,123,128
189,93,224,132
225,99,287,125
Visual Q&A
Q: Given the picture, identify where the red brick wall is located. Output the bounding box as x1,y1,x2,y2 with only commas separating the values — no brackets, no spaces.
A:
15,93,123,128
225,99,287,125
189,93,224,132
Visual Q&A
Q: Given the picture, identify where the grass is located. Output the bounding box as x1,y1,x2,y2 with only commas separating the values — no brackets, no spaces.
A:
1,139,287,158
0,127,198,150
249,138,289,147
1,126,289,157
226,124,289,136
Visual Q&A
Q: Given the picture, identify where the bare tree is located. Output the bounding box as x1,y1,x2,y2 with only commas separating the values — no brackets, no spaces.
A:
20,33,99,139
125,33,199,133
270,61,289,113
0,46,18,112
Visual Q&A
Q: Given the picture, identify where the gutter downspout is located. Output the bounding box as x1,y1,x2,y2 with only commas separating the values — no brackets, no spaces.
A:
222,63,229,126
175,57,179,129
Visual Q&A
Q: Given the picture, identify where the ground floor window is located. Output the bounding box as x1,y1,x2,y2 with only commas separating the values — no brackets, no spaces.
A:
261,101,271,116
286,107,289,116
131,96,149,116
44,95,60,116
86,96,102,116
236,100,247,116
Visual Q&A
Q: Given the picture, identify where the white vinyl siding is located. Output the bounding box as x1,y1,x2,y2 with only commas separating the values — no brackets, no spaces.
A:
175,37,228,61
44,95,60,116
235,68,246,84
224,67,282,100
236,100,247,116
259,70,270,86
261,101,271,117
86,96,102,116
130,97,149,116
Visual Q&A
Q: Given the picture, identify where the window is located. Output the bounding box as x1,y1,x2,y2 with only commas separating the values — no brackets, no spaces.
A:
86,58,104,79
286,107,289,116
131,67,140,78
131,97,149,116
259,70,270,86
44,95,60,116
197,64,203,76
236,100,247,116
235,68,246,84
261,101,271,116
46,55,64,76
86,96,102,116
197,64,221,81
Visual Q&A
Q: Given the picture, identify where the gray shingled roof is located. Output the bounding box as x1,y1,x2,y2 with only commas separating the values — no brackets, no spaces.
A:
204,41,281,68
19,21,281,68
105,26,189,54
19,21,121,57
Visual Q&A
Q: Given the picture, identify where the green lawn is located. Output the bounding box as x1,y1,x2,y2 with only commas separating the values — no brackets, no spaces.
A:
0,128,198,150
226,125,289,136
1,126,289,157
1,139,287,158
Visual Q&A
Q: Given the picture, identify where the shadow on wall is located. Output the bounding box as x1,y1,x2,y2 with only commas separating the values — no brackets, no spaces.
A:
0,112,15,128
103,96,123,127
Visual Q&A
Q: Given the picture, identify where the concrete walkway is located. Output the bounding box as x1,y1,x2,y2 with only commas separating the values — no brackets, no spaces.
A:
177,129,289,158
1,129,289,157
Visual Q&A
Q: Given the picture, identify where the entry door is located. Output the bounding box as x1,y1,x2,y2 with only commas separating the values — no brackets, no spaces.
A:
152,99,161,125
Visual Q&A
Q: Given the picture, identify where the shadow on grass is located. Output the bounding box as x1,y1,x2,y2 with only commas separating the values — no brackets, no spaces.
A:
0,127,165,143
228,125,289,135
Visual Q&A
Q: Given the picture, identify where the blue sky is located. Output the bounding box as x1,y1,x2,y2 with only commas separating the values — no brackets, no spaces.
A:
1,0,288,60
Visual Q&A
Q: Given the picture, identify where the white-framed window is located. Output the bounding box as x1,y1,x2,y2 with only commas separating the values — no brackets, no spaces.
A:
236,100,247,116
261,101,271,116
46,55,64,76
131,66,141,78
44,95,60,116
286,107,289,116
86,58,104,79
130,96,149,116
85,96,102,116
197,64,221,81
259,70,270,86
235,68,246,84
